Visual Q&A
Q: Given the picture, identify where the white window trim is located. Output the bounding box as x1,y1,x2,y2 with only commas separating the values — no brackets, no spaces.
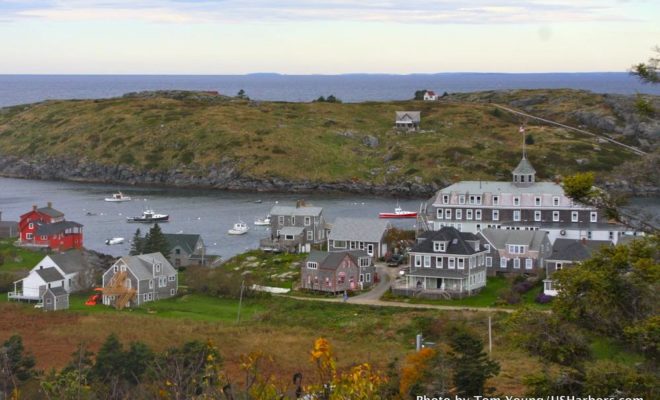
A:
553,211,560,222
525,258,533,270
457,258,464,270
513,258,521,269
492,210,499,221
500,257,507,268
486,257,492,267
534,211,542,222
475,209,482,221
493,196,499,205
448,257,455,269
590,212,597,222
437,209,443,220
423,256,431,268
456,209,462,220
436,256,443,268
513,210,521,222
571,211,579,222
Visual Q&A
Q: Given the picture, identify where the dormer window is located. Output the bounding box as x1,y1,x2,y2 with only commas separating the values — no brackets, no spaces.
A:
508,245,526,254
155,263,161,273
459,195,465,204
307,262,318,269
434,241,447,252
535,196,541,206
513,196,520,206
442,194,449,204
553,196,560,206
493,196,499,205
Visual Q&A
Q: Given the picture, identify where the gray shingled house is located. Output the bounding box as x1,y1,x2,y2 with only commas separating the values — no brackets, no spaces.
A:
40,286,69,311
396,227,487,298
395,111,421,131
164,233,207,267
102,252,178,308
261,201,326,253
327,218,391,258
477,228,551,276
301,250,375,293
543,238,610,296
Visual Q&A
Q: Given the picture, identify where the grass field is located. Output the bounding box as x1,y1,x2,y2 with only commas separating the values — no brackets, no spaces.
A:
0,90,640,188
0,238,45,273
218,250,305,289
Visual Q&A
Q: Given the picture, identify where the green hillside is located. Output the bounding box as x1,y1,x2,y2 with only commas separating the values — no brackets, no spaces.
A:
0,90,643,189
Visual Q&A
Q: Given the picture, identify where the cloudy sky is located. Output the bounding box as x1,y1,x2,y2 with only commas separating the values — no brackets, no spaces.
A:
1,0,658,74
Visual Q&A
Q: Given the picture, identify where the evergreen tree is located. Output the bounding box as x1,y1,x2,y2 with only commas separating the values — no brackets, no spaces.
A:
0,335,36,397
91,334,125,385
447,326,500,396
525,133,535,145
142,223,170,256
129,228,144,255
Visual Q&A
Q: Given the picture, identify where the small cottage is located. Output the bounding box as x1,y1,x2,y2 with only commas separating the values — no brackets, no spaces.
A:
543,238,610,296
41,286,69,311
423,91,438,101
477,228,551,276
395,111,421,131
301,250,375,293
327,217,391,258
164,233,207,267
261,201,326,253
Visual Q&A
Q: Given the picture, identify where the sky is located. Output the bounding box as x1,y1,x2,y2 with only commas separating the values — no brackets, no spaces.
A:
1,0,659,74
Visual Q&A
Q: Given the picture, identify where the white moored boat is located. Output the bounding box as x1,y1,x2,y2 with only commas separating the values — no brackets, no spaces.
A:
228,221,249,235
105,237,125,245
254,215,271,226
378,205,417,219
105,192,132,202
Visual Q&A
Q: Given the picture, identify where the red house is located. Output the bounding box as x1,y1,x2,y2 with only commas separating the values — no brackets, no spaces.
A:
18,202,83,251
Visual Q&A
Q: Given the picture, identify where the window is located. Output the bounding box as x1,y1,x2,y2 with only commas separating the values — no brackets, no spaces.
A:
493,196,499,205
433,241,445,252
587,231,592,240
448,257,455,269
475,209,482,220
513,258,521,269
28,222,34,229
508,245,526,254
278,216,284,225
291,216,296,225
590,212,597,222
170,289,175,296
535,196,541,206
465,209,473,220
455,209,462,220
359,257,370,267
609,231,614,240
553,196,560,206
437,209,443,219
445,209,452,219
40,235,47,240
485,244,491,251
114,265,118,272
423,256,431,268
333,240,346,249
553,211,560,222
366,273,371,282
486,257,492,267
457,258,464,269
459,195,465,204
476,196,482,205
307,262,318,269
307,230,313,240
436,257,443,268
26,233,33,240
571,211,578,222
525,258,533,270
148,293,153,301
500,257,507,268
442,194,449,204
492,210,499,221
534,211,542,221
415,256,422,267
513,196,520,206
159,277,166,287
168,275,175,282
175,248,181,255
143,294,148,301
359,274,364,283
149,279,154,289
155,263,161,273
513,210,521,221
556,262,563,270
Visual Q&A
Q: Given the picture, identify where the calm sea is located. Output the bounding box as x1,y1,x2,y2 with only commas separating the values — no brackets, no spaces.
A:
1,73,659,107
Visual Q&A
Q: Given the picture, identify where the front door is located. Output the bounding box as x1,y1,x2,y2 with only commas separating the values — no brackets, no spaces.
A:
367,244,374,257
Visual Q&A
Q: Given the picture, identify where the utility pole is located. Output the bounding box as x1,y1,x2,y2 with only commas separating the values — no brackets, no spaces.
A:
236,280,245,324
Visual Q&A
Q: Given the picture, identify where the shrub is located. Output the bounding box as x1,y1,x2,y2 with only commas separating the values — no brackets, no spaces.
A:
535,293,554,304
498,288,521,305
513,280,535,294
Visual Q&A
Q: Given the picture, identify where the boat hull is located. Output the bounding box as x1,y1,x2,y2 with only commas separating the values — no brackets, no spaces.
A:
228,230,248,235
127,216,169,223
105,198,131,202
378,213,417,219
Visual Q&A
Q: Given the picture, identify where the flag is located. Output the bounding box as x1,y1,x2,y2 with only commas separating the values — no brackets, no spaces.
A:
519,125,525,133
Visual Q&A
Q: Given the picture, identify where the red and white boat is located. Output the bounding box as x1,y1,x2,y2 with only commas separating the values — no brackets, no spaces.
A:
379,206,417,219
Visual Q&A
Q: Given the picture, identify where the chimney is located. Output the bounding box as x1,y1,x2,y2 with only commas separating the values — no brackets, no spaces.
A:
33,205,37,211
581,237,587,245
47,202,52,208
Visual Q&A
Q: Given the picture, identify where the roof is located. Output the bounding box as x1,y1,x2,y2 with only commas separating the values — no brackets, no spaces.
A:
45,286,68,297
35,221,83,236
116,252,177,281
548,239,611,262
395,111,421,123
36,206,64,218
479,228,548,251
411,227,480,255
270,205,323,217
35,267,64,283
425,91,436,96
501,221,629,231
328,218,390,243
512,156,536,175
307,250,370,270
48,251,89,274
433,181,566,200
164,233,201,254
280,226,305,236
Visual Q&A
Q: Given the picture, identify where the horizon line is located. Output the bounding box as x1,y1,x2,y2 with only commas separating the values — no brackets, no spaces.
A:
0,71,635,77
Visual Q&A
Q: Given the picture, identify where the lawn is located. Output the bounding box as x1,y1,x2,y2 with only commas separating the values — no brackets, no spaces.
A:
383,276,551,309
220,250,305,289
0,238,45,273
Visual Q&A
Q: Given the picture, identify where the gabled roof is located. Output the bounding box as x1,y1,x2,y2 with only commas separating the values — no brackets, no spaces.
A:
115,252,177,281
270,205,323,217
37,206,64,218
35,267,64,283
45,286,68,297
411,227,480,255
425,90,436,96
548,239,611,262
513,156,536,175
306,250,370,270
48,251,89,274
280,226,305,236
479,228,548,251
328,218,390,243
395,111,421,123
35,221,83,236
432,181,566,202
164,233,201,254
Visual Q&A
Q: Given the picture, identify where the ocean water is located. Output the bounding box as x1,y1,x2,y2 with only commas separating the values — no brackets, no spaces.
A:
1,73,659,107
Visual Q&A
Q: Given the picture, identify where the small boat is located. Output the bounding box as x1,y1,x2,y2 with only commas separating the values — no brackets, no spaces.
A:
105,191,132,202
379,206,417,219
254,199,263,204
105,237,125,245
254,215,271,226
126,209,169,223
228,221,249,235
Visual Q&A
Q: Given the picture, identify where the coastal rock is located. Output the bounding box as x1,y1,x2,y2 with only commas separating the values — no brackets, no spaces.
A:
362,135,380,148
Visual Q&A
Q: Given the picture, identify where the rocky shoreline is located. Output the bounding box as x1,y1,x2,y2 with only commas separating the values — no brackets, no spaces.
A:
0,155,441,197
